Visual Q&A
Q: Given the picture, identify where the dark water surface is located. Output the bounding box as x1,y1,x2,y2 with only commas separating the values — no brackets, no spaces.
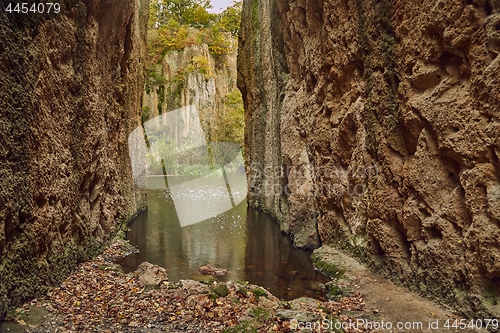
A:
119,177,330,300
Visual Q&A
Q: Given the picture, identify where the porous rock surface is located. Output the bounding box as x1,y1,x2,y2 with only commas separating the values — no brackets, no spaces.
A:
143,36,238,139
135,262,168,287
0,0,148,320
144,40,237,114
238,0,500,317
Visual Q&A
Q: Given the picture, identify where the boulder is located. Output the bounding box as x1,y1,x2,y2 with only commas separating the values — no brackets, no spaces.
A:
198,264,228,276
179,280,211,294
275,309,321,322
134,262,168,287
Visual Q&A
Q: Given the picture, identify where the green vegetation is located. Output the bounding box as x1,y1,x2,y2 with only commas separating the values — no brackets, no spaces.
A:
209,90,245,147
221,307,270,332
144,1,244,148
251,287,268,299
310,252,346,280
207,276,219,284
150,0,214,28
148,0,241,63
482,283,498,308
145,133,213,176
214,283,229,297
156,84,165,113
251,306,270,320
141,106,151,124
356,0,401,156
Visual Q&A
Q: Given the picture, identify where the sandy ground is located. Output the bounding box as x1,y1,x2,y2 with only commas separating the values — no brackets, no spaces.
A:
314,246,488,333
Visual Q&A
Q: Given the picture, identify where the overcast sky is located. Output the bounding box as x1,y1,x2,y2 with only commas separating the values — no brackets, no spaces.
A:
209,0,233,13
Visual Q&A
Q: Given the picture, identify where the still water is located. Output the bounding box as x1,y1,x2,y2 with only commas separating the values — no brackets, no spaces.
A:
119,175,330,300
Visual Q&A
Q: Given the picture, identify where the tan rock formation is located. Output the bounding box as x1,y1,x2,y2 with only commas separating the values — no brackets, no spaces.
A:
0,0,148,319
135,262,168,286
143,39,238,139
239,0,500,317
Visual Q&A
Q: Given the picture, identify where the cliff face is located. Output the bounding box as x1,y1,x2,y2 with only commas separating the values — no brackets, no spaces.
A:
0,0,148,319
239,0,500,316
143,38,239,141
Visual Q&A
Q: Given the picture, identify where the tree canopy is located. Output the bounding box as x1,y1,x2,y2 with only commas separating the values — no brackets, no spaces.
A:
149,0,241,35
149,0,214,27
148,0,242,62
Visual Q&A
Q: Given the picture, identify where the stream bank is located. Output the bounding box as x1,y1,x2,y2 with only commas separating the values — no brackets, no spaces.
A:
118,187,330,301
0,240,363,333
311,246,485,333
1,241,486,333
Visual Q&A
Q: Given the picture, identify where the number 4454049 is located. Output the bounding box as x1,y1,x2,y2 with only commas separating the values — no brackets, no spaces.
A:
5,3,61,14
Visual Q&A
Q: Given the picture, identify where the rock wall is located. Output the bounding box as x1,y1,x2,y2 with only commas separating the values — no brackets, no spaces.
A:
143,38,238,138
0,0,148,319
239,0,500,317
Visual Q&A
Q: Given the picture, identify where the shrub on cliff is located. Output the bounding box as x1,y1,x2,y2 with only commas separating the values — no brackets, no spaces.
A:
148,0,241,62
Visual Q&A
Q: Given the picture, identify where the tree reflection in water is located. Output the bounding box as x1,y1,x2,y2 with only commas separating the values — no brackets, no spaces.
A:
120,183,329,300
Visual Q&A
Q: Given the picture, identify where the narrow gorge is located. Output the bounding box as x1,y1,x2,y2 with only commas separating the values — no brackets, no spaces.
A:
1,0,500,328
239,0,500,318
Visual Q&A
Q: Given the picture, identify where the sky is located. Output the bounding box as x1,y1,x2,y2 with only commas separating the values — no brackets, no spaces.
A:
208,0,234,13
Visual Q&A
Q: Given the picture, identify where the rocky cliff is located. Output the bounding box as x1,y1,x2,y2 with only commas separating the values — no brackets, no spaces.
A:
143,35,240,143
0,0,148,319
239,0,500,317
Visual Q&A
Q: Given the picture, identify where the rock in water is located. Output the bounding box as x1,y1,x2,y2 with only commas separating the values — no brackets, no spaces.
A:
135,262,168,286
198,264,228,276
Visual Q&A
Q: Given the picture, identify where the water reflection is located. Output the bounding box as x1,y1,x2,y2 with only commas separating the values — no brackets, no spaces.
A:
119,179,329,300
244,209,330,300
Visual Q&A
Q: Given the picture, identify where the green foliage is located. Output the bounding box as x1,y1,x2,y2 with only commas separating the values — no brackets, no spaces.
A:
141,106,151,123
149,0,215,28
146,133,224,175
144,2,244,154
206,26,233,59
149,21,191,60
207,276,219,284
218,1,242,37
213,283,229,297
209,90,244,147
224,89,243,106
310,252,346,279
251,287,268,299
156,84,165,114
208,290,218,300
188,55,212,79
160,57,211,101
145,66,166,94
148,1,241,62
145,134,214,176
251,306,270,320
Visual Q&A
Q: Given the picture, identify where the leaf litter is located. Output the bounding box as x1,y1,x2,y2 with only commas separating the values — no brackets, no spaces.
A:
5,240,379,332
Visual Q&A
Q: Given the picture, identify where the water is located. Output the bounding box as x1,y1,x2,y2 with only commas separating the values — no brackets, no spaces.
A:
119,175,330,300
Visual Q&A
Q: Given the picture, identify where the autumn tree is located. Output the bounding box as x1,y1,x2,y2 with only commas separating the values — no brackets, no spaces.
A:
149,0,214,27
146,1,244,147
216,1,242,36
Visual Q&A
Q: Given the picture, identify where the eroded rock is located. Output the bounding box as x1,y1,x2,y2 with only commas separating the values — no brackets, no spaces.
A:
239,0,500,318
0,0,148,320
135,262,168,287
198,264,228,276
179,280,211,294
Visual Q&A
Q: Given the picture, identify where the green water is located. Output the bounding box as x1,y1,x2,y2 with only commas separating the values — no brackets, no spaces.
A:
119,176,330,300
